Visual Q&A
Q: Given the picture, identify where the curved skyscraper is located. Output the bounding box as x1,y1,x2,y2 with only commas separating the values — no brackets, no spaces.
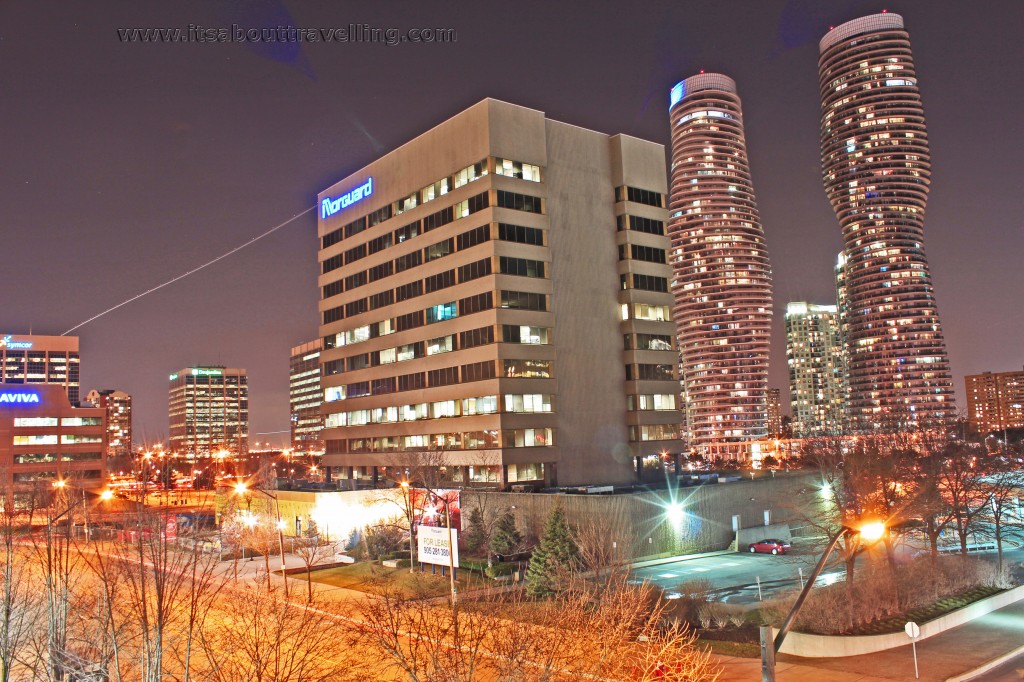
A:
819,13,954,426
668,73,773,455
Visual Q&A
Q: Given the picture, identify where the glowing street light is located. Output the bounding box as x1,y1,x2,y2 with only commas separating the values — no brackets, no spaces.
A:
233,481,289,597
762,520,888,681
99,489,114,502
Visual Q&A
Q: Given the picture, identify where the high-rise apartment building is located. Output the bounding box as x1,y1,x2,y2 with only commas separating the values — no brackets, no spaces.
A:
0,334,81,405
317,99,682,488
0,384,106,493
819,13,954,426
667,73,773,456
766,388,782,438
785,302,848,436
290,340,324,452
168,367,248,457
966,369,1024,437
85,389,132,458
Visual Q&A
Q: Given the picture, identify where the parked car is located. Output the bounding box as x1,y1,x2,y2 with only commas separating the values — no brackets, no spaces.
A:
749,539,790,555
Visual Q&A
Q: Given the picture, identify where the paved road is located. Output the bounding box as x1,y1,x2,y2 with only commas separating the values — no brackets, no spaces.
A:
631,550,844,604
977,652,1024,681
632,543,1024,606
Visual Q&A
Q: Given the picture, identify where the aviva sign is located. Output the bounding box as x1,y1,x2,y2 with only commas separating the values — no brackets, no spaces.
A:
321,178,373,219
0,391,41,405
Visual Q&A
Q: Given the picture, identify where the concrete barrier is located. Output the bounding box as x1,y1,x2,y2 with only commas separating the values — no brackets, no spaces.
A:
778,584,1024,658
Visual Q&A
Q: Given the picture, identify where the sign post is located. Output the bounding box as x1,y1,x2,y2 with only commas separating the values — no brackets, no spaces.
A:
905,621,920,679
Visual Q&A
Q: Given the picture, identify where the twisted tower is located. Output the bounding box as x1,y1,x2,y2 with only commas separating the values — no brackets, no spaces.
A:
819,13,954,426
668,73,773,453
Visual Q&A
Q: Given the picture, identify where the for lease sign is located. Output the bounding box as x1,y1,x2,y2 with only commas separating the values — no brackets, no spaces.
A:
417,525,459,568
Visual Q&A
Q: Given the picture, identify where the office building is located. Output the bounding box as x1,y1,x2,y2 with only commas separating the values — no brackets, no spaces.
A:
0,384,106,495
667,73,774,456
766,388,782,438
966,369,1024,437
819,13,954,425
0,333,81,405
85,389,132,459
290,340,324,452
785,302,848,436
317,99,682,488
168,367,248,457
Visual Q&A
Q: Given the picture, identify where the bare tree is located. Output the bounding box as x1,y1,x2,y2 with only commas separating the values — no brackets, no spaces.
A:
293,527,335,602
197,581,365,682
983,464,1024,572
352,577,490,682
0,483,39,682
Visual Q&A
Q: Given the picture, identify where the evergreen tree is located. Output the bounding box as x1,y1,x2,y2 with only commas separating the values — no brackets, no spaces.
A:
489,509,522,558
463,506,487,554
525,503,579,598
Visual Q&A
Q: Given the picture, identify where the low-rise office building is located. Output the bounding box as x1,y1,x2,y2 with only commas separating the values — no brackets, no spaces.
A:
0,384,106,498
317,99,683,488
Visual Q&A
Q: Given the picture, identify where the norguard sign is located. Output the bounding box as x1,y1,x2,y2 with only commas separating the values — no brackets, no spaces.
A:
321,177,373,219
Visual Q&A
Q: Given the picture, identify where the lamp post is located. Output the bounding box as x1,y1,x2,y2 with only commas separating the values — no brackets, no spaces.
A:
761,521,886,682
400,481,416,573
234,482,289,597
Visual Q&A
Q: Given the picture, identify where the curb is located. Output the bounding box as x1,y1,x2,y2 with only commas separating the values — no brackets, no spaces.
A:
945,643,1024,682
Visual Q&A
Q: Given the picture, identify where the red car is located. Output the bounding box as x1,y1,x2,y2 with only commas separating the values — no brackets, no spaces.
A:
749,539,791,555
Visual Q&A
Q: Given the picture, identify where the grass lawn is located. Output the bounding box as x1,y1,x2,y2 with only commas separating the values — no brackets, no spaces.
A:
295,561,493,598
700,639,761,658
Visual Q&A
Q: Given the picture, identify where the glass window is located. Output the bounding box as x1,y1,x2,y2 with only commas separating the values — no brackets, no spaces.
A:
462,395,498,415
324,386,346,403
427,335,454,356
60,417,103,426
494,158,541,182
12,435,59,445
502,325,550,345
634,304,670,321
13,417,58,427
430,400,458,419
503,359,552,379
426,302,458,324
453,161,487,188
504,394,553,413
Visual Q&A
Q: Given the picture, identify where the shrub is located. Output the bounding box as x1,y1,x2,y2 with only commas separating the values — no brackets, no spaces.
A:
364,524,403,560
696,605,713,629
485,562,518,579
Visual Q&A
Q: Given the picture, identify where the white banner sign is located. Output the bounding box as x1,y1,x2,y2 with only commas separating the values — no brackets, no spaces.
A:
417,525,459,568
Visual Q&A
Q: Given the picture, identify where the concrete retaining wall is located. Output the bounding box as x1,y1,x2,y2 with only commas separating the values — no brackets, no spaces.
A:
778,584,1024,658
737,522,792,551
461,473,814,560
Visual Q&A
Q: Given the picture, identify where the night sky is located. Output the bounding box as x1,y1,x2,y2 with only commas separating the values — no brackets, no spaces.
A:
3,1,1022,447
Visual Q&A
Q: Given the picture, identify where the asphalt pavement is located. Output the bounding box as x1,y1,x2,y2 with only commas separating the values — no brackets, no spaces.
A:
630,549,843,604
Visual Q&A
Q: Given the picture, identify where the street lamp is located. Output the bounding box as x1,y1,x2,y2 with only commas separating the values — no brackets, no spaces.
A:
400,481,416,573
234,482,289,597
761,521,888,681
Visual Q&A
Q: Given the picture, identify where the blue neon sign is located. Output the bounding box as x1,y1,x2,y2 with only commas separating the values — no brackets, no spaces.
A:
0,390,41,405
321,177,373,219
669,81,686,109
0,335,33,350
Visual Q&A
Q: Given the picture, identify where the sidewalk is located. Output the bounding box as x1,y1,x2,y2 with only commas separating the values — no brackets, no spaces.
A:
712,599,1024,681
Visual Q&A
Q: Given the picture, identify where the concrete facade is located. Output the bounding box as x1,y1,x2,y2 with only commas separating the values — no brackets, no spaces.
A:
317,99,682,488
